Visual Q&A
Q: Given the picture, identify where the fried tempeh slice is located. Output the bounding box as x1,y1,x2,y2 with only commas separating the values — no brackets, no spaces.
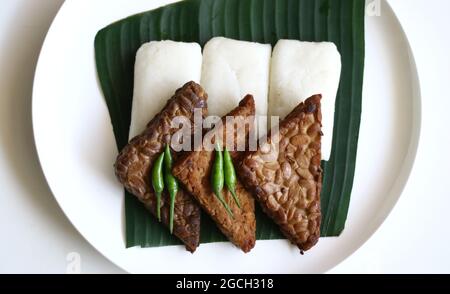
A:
238,95,323,252
173,95,256,253
114,82,206,252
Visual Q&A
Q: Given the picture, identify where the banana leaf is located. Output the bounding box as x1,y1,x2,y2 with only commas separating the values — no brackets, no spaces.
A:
95,0,365,247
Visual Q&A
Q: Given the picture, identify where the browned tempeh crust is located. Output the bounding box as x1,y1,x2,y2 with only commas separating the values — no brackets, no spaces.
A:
114,81,207,252
238,95,322,252
173,95,256,253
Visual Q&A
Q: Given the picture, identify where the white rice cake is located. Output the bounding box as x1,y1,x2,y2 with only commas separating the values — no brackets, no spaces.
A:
129,40,202,139
269,40,342,160
200,37,271,118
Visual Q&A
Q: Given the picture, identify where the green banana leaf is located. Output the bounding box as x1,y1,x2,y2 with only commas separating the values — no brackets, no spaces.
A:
95,0,365,247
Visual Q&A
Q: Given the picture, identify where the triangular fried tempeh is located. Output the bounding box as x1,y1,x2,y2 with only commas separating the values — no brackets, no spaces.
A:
238,95,323,252
115,82,206,252
173,95,256,253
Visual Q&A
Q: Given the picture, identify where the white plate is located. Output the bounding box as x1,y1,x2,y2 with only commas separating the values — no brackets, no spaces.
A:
32,0,421,274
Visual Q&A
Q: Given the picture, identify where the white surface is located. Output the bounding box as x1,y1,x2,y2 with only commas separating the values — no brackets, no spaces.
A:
330,0,450,273
0,0,448,274
201,37,271,118
32,0,418,274
0,0,123,273
130,41,202,138
269,40,341,160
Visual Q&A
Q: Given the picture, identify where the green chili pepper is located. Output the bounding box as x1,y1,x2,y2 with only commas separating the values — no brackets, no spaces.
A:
223,147,241,209
164,144,178,234
151,152,165,221
211,142,234,218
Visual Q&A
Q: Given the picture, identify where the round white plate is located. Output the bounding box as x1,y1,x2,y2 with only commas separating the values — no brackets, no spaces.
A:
32,0,421,273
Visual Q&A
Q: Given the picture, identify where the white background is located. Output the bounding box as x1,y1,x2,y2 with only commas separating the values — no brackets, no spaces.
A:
0,0,449,273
